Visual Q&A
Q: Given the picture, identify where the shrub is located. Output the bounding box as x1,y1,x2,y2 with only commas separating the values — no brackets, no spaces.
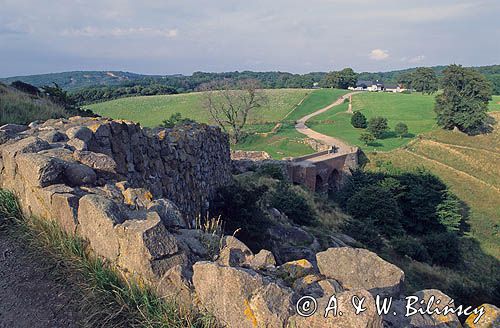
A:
161,112,196,128
346,185,404,236
359,132,375,145
367,116,389,138
436,191,463,233
269,182,316,226
391,236,430,262
256,163,285,180
394,122,408,138
211,181,272,251
342,217,384,251
351,111,367,128
422,232,462,267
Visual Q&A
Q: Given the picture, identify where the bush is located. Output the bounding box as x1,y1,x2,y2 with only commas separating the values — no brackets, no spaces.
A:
422,232,462,267
394,122,408,138
436,191,463,233
256,164,285,180
211,181,272,251
367,116,389,138
351,111,367,128
161,112,196,128
391,236,430,262
269,182,316,226
342,217,384,251
359,132,375,145
346,185,404,236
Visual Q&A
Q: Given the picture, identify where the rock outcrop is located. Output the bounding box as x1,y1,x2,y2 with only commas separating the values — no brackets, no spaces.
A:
0,118,495,328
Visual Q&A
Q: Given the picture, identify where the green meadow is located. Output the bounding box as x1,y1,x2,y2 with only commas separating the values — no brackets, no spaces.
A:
86,89,310,128
308,92,437,151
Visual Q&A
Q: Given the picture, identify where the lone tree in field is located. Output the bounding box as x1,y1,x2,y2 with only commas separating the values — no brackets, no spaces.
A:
435,65,492,134
412,67,439,94
359,132,375,145
367,116,389,139
351,111,367,128
200,79,267,143
394,122,408,138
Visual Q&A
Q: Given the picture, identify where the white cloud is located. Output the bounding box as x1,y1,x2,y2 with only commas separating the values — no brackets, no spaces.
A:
369,49,389,61
60,26,178,38
408,55,426,63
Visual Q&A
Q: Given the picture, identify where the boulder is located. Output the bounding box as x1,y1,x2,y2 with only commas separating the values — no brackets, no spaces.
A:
156,264,193,307
73,150,117,173
146,199,186,228
115,211,181,280
64,163,97,186
16,153,66,187
384,289,462,328
288,289,383,328
279,259,315,281
39,130,68,143
66,126,93,142
249,250,276,270
316,247,404,298
122,188,153,208
0,124,28,135
293,274,343,298
78,194,124,260
193,261,293,328
465,304,500,328
217,236,254,267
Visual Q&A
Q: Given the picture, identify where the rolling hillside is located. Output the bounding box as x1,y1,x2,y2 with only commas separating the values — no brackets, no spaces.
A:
308,92,437,151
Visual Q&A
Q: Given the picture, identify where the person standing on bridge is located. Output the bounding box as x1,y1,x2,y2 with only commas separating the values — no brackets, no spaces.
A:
330,145,339,154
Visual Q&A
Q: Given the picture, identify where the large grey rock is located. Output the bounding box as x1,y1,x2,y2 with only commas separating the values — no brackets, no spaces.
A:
16,153,66,187
64,163,97,186
66,126,93,142
0,124,28,135
78,195,124,260
146,199,186,228
316,247,404,298
115,211,181,280
288,289,383,328
217,236,254,267
73,150,117,173
193,261,293,328
384,289,462,328
464,304,500,328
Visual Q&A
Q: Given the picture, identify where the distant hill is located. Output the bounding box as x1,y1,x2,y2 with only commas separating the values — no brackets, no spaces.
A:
0,71,153,91
2,65,499,95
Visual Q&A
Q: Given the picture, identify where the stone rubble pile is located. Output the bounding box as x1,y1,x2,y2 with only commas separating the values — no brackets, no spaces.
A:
0,118,495,328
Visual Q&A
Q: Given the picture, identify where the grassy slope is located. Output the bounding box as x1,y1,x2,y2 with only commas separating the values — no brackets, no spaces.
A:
366,111,500,259
235,89,350,158
0,83,68,125
489,95,500,111
86,89,310,128
309,92,437,151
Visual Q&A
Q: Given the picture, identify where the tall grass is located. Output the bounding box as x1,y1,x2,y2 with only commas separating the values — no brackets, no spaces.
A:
0,84,68,125
0,189,217,328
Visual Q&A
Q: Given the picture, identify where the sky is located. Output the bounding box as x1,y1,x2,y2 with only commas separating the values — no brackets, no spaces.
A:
1,0,499,77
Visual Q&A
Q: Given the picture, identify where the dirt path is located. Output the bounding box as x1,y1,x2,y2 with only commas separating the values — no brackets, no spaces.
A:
0,228,83,327
295,92,361,152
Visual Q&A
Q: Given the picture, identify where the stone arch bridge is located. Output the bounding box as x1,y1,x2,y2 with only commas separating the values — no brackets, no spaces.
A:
286,147,359,193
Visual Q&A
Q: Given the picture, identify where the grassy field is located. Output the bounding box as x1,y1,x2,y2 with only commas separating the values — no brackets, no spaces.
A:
86,89,310,128
489,95,500,111
88,88,349,158
308,92,437,151
366,112,500,259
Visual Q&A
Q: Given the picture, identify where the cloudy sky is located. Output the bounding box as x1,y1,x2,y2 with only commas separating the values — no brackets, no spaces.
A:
1,0,499,77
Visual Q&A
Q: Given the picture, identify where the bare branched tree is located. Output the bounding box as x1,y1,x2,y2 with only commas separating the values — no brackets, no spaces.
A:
200,79,267,143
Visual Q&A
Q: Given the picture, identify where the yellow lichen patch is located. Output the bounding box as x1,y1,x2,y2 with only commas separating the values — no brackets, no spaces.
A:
88,123,102,132
280,259,314,280
465,304,500,327
243,299,258,327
